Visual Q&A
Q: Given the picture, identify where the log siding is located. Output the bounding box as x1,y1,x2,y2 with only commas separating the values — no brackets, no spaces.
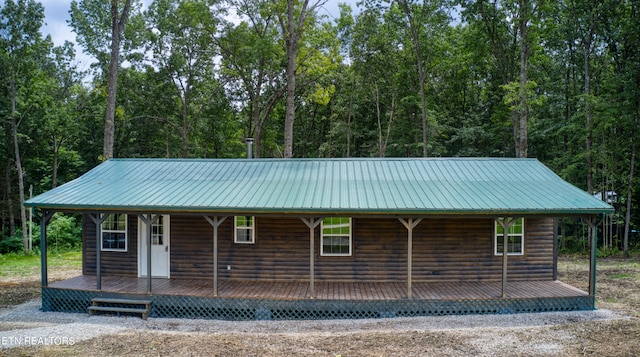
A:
82,215,554,282
83,214,138,277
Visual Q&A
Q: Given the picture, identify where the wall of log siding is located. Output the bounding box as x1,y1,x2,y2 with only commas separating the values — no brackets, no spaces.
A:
82,215,554,282
82,214,138,276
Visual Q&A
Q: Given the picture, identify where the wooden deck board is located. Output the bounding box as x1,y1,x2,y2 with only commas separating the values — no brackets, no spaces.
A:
49,275,588,301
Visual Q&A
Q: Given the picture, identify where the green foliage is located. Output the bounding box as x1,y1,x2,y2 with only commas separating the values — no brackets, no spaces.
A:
0,236,25,255
43,214,83,251
0,214,81,254
1,0,640,253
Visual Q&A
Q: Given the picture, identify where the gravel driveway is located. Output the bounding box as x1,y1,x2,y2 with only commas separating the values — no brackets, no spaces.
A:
0,298,627,355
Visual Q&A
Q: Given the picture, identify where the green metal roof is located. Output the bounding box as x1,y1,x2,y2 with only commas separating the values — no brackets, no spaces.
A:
24,158,613,216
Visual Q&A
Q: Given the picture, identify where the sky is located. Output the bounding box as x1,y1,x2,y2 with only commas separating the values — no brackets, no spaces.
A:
37,0,358,72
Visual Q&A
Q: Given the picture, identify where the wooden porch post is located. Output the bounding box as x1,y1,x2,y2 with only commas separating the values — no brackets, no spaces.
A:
586,216,599,297
496,217,517,298
398,218,423,299
204,216,227,296
35,210,54,287
301,217,322,299
553,218,558,281
88,213,108,290
138,214,160,294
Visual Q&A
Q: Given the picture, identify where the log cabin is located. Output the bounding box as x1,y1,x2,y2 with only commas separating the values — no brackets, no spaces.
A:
25,158,613,320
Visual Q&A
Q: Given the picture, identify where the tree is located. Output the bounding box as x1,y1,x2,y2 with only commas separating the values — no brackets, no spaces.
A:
272,0,327,158
394,0,450,157
566,0,609,195
598,0,640,252
102,0,133,160
42,42,84,188
0,0,50,253
350,5,406,157
144,0,222,158
218,0,285,157
459,0,543,157
70,0,138,160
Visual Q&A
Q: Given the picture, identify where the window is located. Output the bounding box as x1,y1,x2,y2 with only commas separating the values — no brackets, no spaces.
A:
152,216,164,245
234,216,255,244
102,214,127,251
495,217,524,255
321,217,352,256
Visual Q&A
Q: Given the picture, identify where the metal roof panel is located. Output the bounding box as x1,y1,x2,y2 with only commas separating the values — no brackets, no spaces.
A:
25,158,614,216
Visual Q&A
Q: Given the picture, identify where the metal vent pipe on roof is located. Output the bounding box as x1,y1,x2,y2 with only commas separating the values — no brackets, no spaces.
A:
245,138,254,159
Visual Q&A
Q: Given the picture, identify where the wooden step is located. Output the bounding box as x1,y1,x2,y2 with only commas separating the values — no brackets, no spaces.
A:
88,297,152,320
91,298,152,306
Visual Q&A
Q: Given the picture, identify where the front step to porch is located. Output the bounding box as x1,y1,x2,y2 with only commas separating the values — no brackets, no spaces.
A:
88,297,153,320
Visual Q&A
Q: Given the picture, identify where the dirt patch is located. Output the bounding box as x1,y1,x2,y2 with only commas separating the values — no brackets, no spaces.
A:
0,281,40,309
1,255,639,356
559,255,640,317
0,262,80,311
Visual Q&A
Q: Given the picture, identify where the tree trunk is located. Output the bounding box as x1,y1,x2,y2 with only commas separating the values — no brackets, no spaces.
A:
623,110,637,253
10,116,28,254
52,137,59,188
517,0,529,158
103,0,132,161
511,110,520,157
5,159,15,237
103,2,119,160
8,58,28,254
571,0,597,194
584,45,594,194
252,88,284,158
181,90,190,158
282,0,299,158
278,0,323,158
398,0,429,157
346,76,355,158
375,86,383,157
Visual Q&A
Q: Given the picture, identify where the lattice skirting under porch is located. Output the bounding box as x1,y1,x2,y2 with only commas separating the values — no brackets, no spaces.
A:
41,287,595,321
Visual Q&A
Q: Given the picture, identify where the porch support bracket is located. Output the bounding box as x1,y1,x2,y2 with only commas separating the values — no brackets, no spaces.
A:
88,213,109,290
33,209,54,288
398,218,423,299
496,217,518,298
301,217,323,299
204,216,228,297
138,214,161,294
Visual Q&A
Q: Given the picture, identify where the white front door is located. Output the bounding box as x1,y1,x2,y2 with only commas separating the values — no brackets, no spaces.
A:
138,215,170,278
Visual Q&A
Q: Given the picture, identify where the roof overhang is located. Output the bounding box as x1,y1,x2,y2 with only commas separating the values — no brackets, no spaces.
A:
25,158,615,218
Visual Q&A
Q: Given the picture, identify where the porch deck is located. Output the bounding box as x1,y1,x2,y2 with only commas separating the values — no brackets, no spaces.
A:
49,275,587,301
43,276,592,320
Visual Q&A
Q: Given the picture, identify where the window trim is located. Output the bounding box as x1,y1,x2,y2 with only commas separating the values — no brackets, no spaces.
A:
494,217,524,256
320,217,352,257
101,213,128,252
234,216,255,244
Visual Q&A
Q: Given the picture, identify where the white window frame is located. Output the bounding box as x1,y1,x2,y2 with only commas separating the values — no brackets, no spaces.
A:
494,217,524,256
151,215,165,245
321,217,352,257
101,213,127,252
234,216,255,244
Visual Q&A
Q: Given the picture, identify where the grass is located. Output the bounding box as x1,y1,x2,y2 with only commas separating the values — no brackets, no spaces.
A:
609,273,640,279
0,250,82,278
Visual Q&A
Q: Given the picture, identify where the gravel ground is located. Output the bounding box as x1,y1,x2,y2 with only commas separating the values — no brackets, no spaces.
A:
0,298,627,354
